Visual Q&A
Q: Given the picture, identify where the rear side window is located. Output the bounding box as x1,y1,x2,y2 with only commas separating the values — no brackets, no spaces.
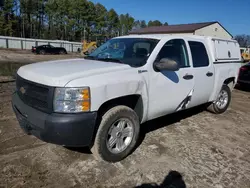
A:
188,41,209,67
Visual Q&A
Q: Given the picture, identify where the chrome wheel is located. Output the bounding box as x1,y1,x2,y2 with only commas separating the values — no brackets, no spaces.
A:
106,118,134,154
215,90,229,109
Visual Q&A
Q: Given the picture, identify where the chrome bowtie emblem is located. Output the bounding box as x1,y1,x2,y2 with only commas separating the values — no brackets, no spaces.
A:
20,87,26,94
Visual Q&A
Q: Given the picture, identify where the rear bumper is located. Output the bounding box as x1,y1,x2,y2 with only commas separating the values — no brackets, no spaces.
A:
238,79,250,84
12,92,97,147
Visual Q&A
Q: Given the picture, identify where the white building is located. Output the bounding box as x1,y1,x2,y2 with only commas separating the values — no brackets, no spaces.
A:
130,22,233,39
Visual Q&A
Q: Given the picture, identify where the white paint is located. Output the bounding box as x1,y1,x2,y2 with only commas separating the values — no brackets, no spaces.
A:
186,38,215,107
18,59,131,87
144,37,195,119
17,34,241,123
213,39,240,60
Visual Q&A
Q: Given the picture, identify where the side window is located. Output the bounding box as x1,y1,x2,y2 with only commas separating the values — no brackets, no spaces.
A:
188,41,209,67
156,39,189,68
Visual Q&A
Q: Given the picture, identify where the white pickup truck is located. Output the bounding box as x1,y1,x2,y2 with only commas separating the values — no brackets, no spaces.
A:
12,35,241,162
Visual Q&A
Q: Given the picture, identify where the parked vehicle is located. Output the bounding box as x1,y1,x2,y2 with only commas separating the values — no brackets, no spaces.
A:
240,47,250,62
32,45,67,55
81,40,97,55
13,35,241,162
238,62,250,86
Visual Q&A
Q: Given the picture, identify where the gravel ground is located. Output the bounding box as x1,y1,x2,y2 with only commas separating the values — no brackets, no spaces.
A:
0,48,82,78
0,48,81,64
0,82,250,188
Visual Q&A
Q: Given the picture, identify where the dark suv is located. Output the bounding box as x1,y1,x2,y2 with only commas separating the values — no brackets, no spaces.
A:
238,63,250,86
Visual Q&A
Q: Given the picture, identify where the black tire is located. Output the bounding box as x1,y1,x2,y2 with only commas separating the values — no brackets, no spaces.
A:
207,85,231,114
91,105,140,162
59,50,67,54
39,50,45,55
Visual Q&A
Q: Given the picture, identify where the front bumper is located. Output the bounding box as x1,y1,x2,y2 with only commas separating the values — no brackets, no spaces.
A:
12,92,97,147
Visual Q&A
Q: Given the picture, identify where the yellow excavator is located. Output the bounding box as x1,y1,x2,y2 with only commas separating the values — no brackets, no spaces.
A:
240,47,250,62
81,40,97,55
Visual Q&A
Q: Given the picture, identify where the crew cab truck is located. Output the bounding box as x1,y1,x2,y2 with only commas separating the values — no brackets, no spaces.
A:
12,35,241,162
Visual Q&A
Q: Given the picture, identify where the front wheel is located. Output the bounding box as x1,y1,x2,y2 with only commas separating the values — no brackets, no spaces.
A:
91,106,140,162
39,50,45,55
59,50,67,54
207,85,231,114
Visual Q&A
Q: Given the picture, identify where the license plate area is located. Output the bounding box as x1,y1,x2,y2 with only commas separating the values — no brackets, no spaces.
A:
14,106,32,132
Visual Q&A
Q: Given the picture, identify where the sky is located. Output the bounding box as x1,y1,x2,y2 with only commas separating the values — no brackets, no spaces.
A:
91,0,250,36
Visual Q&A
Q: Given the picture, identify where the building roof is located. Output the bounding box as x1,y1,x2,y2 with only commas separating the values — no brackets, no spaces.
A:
130,21,232,37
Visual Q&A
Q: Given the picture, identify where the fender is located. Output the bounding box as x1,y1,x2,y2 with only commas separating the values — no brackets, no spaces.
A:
209,63,240,101
66,68,149,123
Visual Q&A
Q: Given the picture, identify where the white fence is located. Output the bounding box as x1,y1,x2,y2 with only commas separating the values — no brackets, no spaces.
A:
0,36,82,52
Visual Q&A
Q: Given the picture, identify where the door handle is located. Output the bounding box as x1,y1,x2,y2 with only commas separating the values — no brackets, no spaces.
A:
206,72,213,77
183,74,193,80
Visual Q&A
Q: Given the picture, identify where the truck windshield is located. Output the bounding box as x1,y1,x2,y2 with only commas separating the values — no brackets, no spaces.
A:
85,38,159,67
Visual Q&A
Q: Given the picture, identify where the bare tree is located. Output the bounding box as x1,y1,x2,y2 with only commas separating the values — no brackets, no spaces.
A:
234,35,250,47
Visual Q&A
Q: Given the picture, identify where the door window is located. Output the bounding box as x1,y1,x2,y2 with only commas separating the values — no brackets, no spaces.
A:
156,39,190,68
188,41,209,67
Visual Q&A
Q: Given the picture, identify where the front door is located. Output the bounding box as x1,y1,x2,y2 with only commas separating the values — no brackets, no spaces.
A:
147,39,195,120
187,41,215,108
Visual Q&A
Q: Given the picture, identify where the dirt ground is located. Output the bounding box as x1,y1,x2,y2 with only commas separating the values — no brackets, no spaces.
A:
0,48,82,79
0,49,249,187
0,48,81,64
0,81,250,188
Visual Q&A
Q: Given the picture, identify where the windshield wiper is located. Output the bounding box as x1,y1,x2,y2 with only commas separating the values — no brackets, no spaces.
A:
84,56,123,64
97,58,123,64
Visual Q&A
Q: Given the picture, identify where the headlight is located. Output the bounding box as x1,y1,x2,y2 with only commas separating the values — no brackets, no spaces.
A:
53,87,90,113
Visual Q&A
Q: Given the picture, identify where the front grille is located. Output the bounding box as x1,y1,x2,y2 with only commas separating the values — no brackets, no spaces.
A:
16,75,54,113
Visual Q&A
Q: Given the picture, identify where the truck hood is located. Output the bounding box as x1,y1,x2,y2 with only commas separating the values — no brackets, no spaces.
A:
17,58,131,87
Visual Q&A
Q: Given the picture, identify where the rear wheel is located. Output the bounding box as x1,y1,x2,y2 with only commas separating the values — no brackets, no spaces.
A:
59,50,66,54
91,106,140,162
207,85,231,114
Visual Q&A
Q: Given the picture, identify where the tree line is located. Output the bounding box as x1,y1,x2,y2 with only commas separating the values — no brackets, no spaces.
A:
234,35,250,48
0,0,168,42
1,0,248,46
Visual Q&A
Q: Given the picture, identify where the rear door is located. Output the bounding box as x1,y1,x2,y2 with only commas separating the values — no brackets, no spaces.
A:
188,41,215,108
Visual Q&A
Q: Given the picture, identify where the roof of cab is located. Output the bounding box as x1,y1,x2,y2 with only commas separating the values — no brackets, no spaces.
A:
115,34,238,43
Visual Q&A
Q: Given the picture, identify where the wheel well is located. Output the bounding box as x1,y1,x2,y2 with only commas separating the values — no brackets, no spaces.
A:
223,77,235,90
97,95,143,122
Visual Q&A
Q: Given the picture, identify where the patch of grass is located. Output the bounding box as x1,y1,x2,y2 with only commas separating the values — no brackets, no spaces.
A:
0,63,27,77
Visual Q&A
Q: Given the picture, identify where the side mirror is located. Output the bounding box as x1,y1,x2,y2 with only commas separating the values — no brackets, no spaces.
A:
154,58,179,71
